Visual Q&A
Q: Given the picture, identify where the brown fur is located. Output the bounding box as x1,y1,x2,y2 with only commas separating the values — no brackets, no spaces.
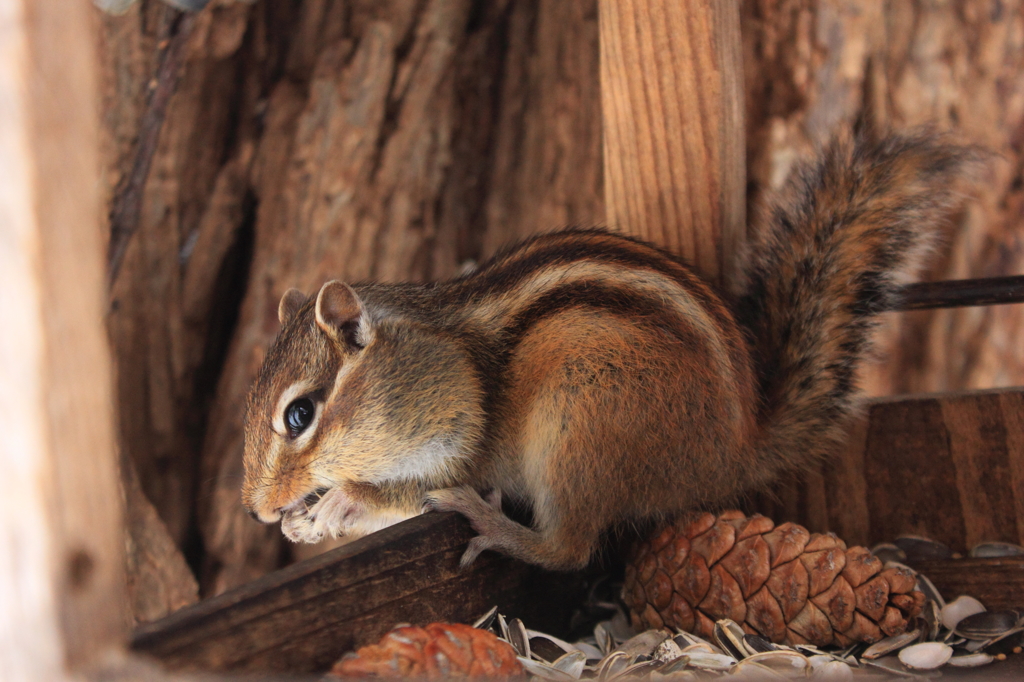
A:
241,132,975,569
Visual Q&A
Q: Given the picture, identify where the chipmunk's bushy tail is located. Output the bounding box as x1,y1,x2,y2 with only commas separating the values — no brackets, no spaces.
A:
736,132,978,482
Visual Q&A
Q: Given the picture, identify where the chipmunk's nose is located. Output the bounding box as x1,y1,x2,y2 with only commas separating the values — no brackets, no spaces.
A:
243,502,283,524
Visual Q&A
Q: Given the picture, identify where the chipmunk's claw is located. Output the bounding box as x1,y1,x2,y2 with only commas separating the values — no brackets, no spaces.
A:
459,536,494,568
425,487,507,567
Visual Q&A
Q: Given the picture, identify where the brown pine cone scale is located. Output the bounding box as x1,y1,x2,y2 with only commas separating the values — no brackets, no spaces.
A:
624,511,926,648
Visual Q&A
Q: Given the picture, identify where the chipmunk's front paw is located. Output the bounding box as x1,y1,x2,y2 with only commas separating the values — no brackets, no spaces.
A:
281,508,322,543
309,486,368,539
424,487,506,567
279,486,369,543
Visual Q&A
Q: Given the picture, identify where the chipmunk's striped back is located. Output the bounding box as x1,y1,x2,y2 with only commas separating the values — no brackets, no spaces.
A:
424,229,761,459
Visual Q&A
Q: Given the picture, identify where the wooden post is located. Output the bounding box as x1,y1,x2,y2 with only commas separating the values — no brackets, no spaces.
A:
0,0,125,678
599,0,745,284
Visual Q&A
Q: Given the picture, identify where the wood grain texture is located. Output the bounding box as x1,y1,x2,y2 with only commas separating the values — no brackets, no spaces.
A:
131,513,587,674
909,557,1024,611
755,388,1024,553
599,0,745,283
480,0,605,256
103,0,258,549
124,458,199,625
0,0,125,677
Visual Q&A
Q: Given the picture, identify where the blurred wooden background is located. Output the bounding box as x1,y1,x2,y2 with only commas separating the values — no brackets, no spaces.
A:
98,0,1024,622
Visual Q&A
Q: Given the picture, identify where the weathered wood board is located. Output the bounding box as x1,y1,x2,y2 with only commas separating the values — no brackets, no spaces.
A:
0,0,126,679
908,557,1024,611
131,513,588,674
756,387,1024,553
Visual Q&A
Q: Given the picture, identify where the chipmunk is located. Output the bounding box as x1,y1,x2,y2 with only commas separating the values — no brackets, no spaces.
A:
241,133,974,570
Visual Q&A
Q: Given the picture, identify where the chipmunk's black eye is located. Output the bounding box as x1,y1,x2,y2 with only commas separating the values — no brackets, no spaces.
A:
285,398,315,436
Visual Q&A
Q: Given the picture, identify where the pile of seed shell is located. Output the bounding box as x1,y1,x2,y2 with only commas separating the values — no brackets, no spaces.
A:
475,539,1024,679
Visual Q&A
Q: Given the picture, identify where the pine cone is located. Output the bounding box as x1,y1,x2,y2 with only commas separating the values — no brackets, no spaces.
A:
623,511,926,648
329,622,523,679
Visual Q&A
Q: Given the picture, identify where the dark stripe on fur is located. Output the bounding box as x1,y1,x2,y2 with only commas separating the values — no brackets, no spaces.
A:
451,229,729,326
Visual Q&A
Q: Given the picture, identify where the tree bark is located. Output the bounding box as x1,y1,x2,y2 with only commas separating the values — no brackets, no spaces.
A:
741,0,1024,395
97,0,1024,600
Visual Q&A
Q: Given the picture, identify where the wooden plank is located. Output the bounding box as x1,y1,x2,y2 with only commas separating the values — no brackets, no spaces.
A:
131,513,588,674
898,275,1024,310
598,0,745,284
909,557,1024,611
757,388,1024,553
0,0,125,678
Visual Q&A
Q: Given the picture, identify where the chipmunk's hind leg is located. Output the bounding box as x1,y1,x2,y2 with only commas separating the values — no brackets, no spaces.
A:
424,487,599,570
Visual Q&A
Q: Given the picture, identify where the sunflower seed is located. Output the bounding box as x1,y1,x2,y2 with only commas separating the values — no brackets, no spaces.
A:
608,659,662,680
940,595,986,631
897,642,953,670
611,630,669,659
862,630,921,660
595,623,612,656
714,619,751,659
572,641,604,661
508,618,530,658
870,543,906,564
739,650,809,675
652,637,685,663
518,656,577,681
955,610,1020,640
551,651,587,678
673,631,723,654
597,651,630,680
807,657,854,681
744,634,779,654
731,661,789,680
894,536,952,562
969,542,1024,558
862,658,914,677
947,652,994,667
472,605,498,631
682,652,737,671
915,572,946,609
658,655,693,675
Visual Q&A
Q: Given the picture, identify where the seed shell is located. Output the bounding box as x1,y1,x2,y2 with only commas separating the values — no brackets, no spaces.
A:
947,652,994,667
955,610,1020,640
940,595,985,631
862,629,921,660
969,542,1024,558
551,651,586,678
897,642,953,670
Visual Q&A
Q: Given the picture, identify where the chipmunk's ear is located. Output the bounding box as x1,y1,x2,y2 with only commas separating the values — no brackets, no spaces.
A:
278,288,307,325
315,280,367,348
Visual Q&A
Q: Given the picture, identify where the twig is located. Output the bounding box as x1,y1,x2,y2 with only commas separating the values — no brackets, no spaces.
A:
107,10,197,288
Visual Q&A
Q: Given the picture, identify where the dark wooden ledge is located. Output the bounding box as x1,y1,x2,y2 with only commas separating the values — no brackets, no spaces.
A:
131,512,588,674
907,556,1024,611
898,275,1024,310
